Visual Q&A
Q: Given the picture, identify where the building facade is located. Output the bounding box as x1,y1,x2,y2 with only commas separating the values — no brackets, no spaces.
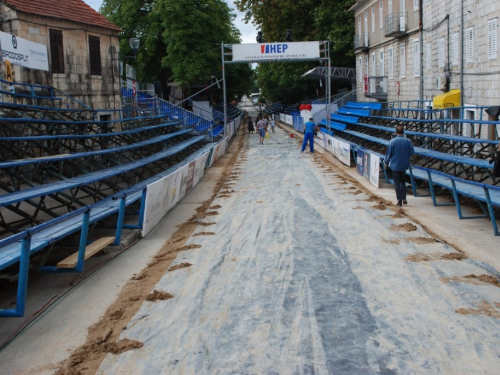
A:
0,0,122,112
350,0,500,111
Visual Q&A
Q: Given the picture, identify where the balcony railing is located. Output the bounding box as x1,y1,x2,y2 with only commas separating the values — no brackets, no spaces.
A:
353,34,369,51
384,12,407,37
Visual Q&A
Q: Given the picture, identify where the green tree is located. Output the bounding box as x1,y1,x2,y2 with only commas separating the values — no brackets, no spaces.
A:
235,0,356,103
101,0,254,103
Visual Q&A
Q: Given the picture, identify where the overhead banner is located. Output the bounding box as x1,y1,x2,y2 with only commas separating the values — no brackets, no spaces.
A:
0,31,49,71
232,42,320,63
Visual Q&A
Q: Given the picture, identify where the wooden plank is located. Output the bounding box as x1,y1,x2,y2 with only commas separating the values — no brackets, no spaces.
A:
57,237,115,268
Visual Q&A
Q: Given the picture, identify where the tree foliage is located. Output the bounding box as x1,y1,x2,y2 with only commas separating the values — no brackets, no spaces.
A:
235,0,356,103
100,0,254,102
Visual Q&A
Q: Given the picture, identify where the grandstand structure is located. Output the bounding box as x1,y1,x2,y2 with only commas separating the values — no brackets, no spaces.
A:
0,78,239,317
278,99,500,236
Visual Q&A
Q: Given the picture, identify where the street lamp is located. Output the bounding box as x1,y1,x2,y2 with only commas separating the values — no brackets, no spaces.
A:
129,38,140,59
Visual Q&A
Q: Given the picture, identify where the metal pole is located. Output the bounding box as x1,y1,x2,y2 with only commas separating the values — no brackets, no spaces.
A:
419,0,424,107
222,42,228,137
460,0,464,118
326,41,331,134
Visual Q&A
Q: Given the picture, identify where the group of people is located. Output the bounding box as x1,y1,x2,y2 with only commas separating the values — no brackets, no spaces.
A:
247,113,275,145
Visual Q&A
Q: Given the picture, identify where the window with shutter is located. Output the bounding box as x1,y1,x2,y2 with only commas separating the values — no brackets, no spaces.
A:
413,39,420,77
365,55,369,78
379,2,383,29
488,18,497,60
452,33,459,66
358,17,361,35
426,43,431,70
388,0,392,14
359,57,363,82
389,47,394,79
372,7,375,33
466,27,473,63
379,50,384,76
400,42,406,78
371,53,376,76
414,0,419,10
49,29,64,74
89,36,102,76
438,38,445,68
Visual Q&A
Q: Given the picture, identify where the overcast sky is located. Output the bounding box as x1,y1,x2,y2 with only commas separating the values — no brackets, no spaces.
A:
84,0,257,44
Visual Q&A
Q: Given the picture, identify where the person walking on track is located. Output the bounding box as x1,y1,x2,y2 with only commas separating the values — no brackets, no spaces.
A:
385,125,415,206
301,118,318,154
256,117,267,145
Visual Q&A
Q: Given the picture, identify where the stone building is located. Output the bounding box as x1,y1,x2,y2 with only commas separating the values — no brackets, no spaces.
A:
349,0,500,113
0,0,122,113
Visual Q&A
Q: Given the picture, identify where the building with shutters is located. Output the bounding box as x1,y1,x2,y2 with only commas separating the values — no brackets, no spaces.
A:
0,0,122,113
350,0,500,112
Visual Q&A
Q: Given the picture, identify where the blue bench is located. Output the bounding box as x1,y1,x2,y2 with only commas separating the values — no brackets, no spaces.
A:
0,129,191,169
337,129,493,170
320,119,346,131
0,139,211,317
0,136,205,208
344,121,500,146
408,165,500,236
345,101,383,110
209,125,224,138
0,121,181,142
331,113,359,124
337,107,371,117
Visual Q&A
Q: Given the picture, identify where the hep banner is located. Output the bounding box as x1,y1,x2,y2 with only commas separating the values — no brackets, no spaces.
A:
232,42,320,63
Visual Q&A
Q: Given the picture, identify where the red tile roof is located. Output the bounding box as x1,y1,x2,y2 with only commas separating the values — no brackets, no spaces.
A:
5,0,122,32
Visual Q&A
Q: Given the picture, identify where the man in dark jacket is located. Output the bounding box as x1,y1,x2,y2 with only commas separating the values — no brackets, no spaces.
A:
385,125,415,206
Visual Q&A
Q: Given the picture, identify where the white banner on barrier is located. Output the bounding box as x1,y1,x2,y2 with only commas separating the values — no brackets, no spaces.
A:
232,41,320,63
0,31,49,71
333,138,351,166
369,153,380,188
279,113,285,122
208,137,229,167
142,151,210,236
285,115,293,125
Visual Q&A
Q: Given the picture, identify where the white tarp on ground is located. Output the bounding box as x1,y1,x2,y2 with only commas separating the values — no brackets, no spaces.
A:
100,127,500,374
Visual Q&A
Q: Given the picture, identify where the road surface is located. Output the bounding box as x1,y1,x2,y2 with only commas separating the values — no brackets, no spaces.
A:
88,125,500,374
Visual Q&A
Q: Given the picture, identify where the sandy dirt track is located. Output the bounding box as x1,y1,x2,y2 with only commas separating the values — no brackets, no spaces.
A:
48,124,500,374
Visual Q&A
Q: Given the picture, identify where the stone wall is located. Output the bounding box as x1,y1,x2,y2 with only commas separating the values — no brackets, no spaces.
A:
0,6,121,112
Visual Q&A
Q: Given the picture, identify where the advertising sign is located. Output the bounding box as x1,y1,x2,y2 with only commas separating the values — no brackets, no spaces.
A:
142,151,211,236
0,31,48,71
232,41,320,63
369,153,380,188
334,138,351,166
356,148,365,176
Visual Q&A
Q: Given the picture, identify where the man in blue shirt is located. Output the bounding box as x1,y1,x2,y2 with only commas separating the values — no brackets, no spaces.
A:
301,118,318,154
385,125,415,206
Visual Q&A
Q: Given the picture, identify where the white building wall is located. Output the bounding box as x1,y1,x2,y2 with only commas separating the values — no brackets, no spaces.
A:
352,0,500,109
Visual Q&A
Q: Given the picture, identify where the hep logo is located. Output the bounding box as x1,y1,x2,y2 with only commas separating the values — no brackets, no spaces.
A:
260,44,288,54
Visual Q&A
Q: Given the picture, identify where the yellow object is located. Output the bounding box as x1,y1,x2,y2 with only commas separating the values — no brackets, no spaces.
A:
433,89,460,109
5,61,13,82
265,132,270,139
